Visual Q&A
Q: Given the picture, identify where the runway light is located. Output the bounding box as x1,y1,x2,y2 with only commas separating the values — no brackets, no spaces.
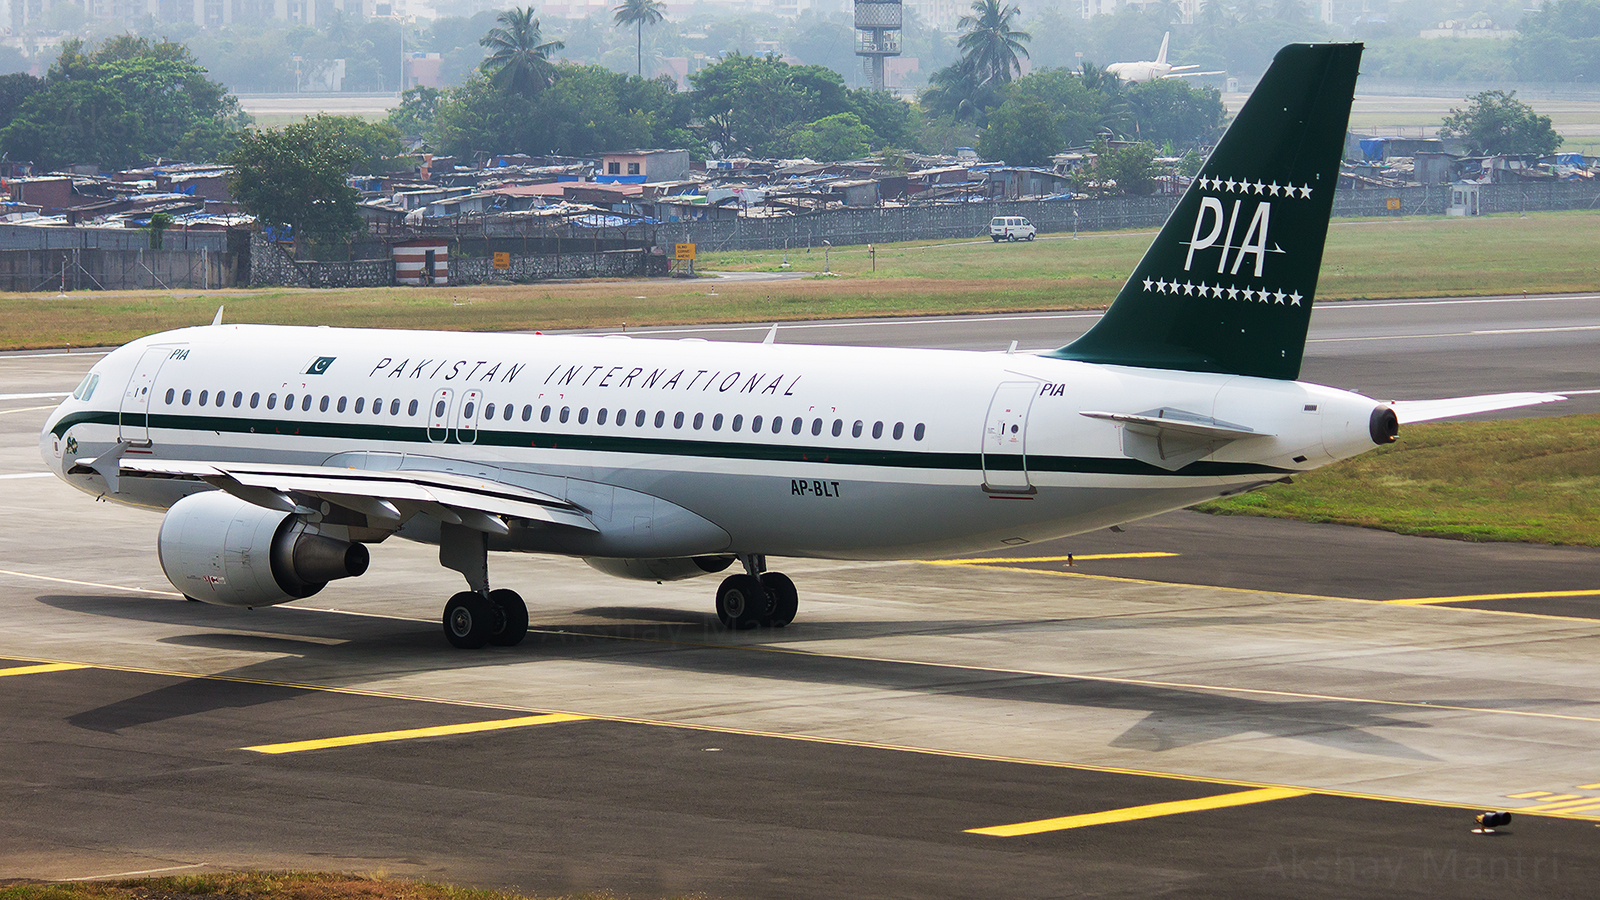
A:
1473,811,1512,834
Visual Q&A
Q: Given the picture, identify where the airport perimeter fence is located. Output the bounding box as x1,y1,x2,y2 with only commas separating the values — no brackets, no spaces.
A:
657,182,1600,253
451,247,666,284
0,246,237,292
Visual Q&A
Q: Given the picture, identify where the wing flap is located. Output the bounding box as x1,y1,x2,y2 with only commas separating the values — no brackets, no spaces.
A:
113,458,598,532
1389,392,1567,424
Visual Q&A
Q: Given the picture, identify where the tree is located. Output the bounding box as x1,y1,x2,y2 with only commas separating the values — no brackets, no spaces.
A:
387,86,443,140
480,7,565,96
0,36,248,168
1511,0,1600,82
1124,78,1225,147
957,0,1030,87
1086,140,1155,195
980,98,1065,165
612,0,666,77
789,112,875,160
1439,90,1562,155
690,53,853,156
229,116,365,252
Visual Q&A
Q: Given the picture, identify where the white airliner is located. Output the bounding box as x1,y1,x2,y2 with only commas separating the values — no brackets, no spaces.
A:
1105,32,1226,84
40,43,1561,649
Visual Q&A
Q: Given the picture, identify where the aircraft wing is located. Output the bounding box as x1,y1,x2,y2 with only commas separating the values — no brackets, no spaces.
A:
1163,70,1227,79
94,458,599,534
1388,392,1567,424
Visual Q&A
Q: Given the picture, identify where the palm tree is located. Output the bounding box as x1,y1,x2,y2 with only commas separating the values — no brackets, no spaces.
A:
612,0,666,77
956,0,1030,88
479,7,565,96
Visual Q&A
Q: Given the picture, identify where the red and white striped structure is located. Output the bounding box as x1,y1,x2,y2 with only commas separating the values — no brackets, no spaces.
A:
393,241,449,286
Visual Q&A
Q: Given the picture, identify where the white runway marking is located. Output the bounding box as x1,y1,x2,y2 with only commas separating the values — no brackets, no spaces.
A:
0,472,51,479
0,392,68,400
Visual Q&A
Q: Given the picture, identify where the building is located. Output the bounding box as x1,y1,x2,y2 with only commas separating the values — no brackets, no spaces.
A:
597,150,691,184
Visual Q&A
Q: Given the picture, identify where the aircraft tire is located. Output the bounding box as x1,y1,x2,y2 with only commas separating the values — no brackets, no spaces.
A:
716,574,767,630
760,572,798,627
487,588,529,647
443,591,494,649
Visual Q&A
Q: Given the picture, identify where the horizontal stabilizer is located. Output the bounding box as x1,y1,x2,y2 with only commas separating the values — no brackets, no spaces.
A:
1389,392,1567,424
1082,408,1268,471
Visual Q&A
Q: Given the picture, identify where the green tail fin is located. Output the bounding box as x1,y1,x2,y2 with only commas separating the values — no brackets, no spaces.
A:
1048,43,1362,380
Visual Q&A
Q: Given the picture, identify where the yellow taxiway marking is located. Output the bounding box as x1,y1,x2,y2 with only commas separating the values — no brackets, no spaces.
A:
967,787,1309,837
1388,589,1600,606
1507,790,1556,799
1579,783,1600,790
925,552,1179,565
1517,796,1600,812
11,648,1600,822
0,662,88,678
243,713,588,754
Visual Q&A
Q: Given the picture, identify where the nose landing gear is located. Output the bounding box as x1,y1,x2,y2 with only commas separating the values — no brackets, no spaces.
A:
716,555,799,629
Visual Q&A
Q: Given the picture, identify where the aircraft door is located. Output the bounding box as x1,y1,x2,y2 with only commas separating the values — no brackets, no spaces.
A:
428,389,451,443
119,347,175,442
981,381,1036,492
455,389,482,445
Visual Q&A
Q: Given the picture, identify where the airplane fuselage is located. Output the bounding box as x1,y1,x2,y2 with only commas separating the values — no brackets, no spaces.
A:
43,324,1387,562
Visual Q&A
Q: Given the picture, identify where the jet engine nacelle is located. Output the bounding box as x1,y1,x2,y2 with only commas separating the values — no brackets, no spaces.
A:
157,490,370,607
583,555,736,582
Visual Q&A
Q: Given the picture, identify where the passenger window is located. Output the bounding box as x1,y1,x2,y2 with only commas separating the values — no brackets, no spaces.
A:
578,407,589,425
336,396,346,413
872,421,883,439
285,393,295,409
559,406,569,423
233,391,243,408
893,422,905,439
674,411,685,428
711,413,722,431
750,415,761,432
522,405,532,422
773,416,785,434
198,390,208,405
693,412,704,430
267,393,277,410
301,395,313,412
831,419,842,437
165,388,174,404
182,389,192,405
391,399,401,416
503,404,513,421
485,403,496,420
914,423,926,441
852,420,863,438
635,409,646,426
597,408,608,425
319,395,329,412
541,405,551,422
250,392,260,409
408,399,419,416
731,414,742,432
215,391,225,407
355,397,365,413
811,418,822,436
654,410,666,428
792,418,804,435
463,400,475,419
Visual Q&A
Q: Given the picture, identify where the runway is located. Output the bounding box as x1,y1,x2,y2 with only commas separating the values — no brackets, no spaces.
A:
1,294,1597,897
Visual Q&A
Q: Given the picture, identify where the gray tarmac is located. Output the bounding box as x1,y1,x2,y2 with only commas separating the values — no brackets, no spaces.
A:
1,294,1598,897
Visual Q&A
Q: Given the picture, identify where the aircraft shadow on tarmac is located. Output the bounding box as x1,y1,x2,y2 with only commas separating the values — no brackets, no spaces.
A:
30,590,1543,761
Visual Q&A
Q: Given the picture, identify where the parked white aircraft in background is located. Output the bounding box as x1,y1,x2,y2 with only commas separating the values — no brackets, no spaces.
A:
1106,32,1227,84
41,43,1562,650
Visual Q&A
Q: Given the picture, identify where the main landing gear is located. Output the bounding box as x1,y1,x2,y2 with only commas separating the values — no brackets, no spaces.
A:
715,554,798,630
438,522,529,649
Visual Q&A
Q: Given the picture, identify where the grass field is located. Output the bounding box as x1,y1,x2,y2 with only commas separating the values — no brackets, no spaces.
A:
0,872,637,900
2,210,1598,351
1197,414,1600,546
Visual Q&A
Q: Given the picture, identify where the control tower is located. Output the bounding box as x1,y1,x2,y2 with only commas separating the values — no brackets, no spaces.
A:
854,0,902,91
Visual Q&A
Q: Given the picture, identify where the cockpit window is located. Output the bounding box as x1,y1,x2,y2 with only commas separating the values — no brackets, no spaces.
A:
71,373,99,401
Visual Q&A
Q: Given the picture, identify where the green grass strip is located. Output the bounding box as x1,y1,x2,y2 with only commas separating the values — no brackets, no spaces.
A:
1196,414,1600,546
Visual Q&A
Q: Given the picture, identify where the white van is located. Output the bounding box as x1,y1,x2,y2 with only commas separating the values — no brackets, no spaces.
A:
989,216,1036,242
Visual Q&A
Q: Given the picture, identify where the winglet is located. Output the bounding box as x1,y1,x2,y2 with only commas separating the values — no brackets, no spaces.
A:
211,305,224,326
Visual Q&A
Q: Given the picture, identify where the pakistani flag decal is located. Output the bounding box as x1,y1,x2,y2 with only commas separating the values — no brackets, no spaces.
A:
305,356,336,375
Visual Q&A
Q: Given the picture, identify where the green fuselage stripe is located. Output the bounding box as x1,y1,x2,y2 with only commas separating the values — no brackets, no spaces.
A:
54,409,1291,478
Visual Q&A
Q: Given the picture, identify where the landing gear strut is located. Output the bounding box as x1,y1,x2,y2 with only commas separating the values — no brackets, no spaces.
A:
438,522,528,649
715,554,798,629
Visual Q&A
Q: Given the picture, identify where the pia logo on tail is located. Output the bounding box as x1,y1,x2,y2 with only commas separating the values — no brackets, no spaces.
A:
1184,198,1283,277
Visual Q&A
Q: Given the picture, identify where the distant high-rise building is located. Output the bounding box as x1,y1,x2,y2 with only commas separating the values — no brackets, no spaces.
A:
855,0,901,91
